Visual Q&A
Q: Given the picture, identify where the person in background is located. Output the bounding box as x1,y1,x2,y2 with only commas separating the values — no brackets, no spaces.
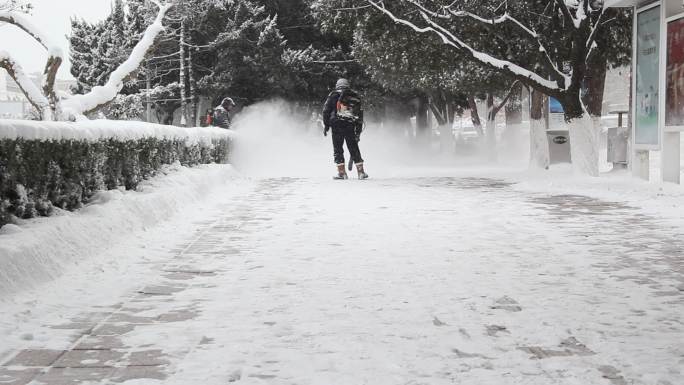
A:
204,108,214,127
213,97,236,129
322,78,368,180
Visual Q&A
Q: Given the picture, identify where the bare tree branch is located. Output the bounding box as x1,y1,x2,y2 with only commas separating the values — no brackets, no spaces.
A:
554,0,577,27
492,80,520,116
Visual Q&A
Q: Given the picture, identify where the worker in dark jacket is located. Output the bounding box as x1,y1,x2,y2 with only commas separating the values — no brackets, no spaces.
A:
213,97,235,129
322,78,368,180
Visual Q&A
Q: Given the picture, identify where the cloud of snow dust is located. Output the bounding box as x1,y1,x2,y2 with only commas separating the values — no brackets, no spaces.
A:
230,100,529,178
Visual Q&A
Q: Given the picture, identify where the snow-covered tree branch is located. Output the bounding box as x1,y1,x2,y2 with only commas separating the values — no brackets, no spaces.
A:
0,50,51,117
367,1,563,97
366,0,608,123
0,0,174,120
0,9,63,118
61,0,173,119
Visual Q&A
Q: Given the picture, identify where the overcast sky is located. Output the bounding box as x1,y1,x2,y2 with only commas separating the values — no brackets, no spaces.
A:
0,0,112,80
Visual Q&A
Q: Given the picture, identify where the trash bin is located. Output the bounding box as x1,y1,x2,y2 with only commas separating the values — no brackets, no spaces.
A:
607,126,629,169
547,130,571,164
606,110,629,170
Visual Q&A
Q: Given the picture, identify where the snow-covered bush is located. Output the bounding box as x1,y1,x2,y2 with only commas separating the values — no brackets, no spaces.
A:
0,121,231,228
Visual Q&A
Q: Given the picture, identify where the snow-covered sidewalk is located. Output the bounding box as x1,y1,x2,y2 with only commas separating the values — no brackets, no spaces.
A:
0,172,682,385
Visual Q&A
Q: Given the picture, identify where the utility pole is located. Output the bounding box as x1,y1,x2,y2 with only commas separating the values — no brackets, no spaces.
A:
178,0,187,126
188,47,197,126
146,61,152,122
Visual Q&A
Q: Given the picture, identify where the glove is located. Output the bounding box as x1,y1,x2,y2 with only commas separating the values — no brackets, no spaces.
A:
324,126,329,137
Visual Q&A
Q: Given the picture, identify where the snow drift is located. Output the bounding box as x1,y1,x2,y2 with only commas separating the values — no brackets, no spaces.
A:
0,163,240,299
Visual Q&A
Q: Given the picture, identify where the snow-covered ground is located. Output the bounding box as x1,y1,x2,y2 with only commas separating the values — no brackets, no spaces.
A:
0,106,682,384
0,161,682,384
0,162,251,297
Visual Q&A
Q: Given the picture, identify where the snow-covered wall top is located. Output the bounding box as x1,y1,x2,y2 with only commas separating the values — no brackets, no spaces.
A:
0,119,235,145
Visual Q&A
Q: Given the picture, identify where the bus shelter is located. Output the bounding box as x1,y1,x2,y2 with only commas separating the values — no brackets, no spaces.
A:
610,0,684,183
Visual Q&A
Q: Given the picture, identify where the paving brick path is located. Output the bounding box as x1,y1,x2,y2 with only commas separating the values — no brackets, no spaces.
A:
1,177,682,385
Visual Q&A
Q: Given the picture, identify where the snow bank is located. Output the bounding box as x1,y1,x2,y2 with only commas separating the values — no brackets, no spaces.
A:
0,119,235,144
0,163,240,298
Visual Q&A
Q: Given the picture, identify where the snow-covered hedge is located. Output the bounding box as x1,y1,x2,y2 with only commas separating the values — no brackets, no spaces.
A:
0,120,233,227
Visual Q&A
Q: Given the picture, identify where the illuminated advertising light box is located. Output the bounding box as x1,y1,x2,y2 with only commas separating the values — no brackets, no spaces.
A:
635,5,661,148
666,17,684,126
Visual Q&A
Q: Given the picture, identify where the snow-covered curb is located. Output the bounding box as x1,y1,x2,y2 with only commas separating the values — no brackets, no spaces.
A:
0,119,235,144
0,163,240,298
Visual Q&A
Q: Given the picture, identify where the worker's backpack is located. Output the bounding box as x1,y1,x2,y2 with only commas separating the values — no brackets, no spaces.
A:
336,90,363,124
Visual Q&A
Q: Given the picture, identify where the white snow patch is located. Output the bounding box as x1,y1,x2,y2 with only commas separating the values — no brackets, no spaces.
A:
0,119,234,144
0,162,241,298
0,224,22,235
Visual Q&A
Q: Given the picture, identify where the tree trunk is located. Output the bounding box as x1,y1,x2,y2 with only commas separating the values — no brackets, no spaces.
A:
560,92,585,122
486,93,497,161
429,95,453,153
567,116,599,176
416,94,430,144
583,50,608,118
468,95,483,136
563,90,600,176
179,17,187,127
188,48,197,126
529,89,550,169
505,87,523,127
145,61,152,122
583,50,609,173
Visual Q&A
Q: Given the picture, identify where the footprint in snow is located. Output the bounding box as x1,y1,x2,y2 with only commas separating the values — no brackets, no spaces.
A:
491,296,522,312
433,317,447,326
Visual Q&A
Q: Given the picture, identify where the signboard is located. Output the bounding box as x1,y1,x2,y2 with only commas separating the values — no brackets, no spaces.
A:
666,17,684,126
635,6,661,147
548,96,566,130
549,97,564,114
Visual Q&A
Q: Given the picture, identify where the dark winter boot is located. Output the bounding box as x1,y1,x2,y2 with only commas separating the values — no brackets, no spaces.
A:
333,164,348,180
356,163,369,180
